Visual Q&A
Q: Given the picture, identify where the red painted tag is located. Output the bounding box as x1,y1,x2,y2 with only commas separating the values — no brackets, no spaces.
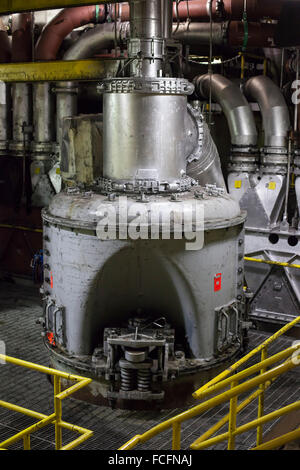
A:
214,273,222,292
50,272,53,289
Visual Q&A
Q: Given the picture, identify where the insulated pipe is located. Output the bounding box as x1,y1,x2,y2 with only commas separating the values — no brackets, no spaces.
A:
62,21,128,60
35,5,106,61
244,75,291,148
194,74,258,147
110,0,291,22
173,21,276,49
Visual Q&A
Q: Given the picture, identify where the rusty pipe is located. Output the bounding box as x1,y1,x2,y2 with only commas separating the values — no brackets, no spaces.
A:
12,12,32,62
35,5,106,61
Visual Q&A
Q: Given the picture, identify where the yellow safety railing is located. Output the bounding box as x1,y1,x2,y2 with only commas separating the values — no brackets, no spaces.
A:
119,316,300,451
0,355,93,450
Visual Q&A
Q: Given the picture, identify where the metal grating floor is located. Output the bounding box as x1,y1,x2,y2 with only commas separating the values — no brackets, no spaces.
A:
0,280,299,450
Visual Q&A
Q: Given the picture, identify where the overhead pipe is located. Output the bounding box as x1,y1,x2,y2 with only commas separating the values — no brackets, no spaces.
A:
35,5,107,60
194,74,258,147
110,0,292,22
244,75,291,148
173,21,276,49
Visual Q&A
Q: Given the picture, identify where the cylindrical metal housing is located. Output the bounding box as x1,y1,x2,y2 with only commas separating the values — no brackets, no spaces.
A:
103,82,194,183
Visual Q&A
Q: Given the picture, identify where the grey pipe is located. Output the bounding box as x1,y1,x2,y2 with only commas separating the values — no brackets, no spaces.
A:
161,0,173,39
0,82,11,152
56,22,129,148
244,75,290,148
33,83,55,144
194,74,258,147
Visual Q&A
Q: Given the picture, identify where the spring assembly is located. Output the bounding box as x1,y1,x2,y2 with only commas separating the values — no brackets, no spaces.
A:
120,366,137,391
137,369,151,392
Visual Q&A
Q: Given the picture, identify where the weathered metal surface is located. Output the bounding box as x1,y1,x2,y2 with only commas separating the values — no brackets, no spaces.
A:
0,59,118,83
0,0,116,15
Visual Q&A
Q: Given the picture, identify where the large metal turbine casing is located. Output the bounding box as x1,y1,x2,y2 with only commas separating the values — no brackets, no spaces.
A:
40,0,247,408
41,81,246,407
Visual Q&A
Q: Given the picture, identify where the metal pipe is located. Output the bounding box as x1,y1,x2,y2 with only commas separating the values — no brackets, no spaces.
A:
129,0,163,77
35,5,107,61
62,21,128,60
0,17,11,153
112,0,294,22
161,0,172,39
194,74,258,147
244,75,291,148
33,83,55,144
11,13,33,148
55,22,128,148
172,21,276,49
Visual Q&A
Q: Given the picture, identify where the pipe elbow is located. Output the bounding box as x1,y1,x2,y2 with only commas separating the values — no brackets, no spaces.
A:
194,74,257,147
244,75,291,148
35,5,107,61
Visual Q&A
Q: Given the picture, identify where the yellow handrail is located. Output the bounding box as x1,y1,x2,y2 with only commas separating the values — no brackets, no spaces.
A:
0,354,93,450
119,316,300,451
244,256,300,270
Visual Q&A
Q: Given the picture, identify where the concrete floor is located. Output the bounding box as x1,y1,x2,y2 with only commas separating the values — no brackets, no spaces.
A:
0,280,299,450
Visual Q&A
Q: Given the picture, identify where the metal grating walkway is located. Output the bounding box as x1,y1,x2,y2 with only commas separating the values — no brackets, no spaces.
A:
0,281,299,450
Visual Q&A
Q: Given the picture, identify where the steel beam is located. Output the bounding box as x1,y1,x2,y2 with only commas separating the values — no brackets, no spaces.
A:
0,0,119,14
0,59,118,82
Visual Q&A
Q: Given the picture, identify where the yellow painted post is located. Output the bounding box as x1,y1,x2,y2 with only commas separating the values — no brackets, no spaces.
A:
172,422,181,450
54,376,62,450
240,54,245,80
23,434,31,450
228,380,238,450
257,347,268,446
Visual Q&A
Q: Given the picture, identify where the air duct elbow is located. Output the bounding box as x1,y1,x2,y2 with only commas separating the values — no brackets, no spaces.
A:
193,74,258,148
244,75,291,148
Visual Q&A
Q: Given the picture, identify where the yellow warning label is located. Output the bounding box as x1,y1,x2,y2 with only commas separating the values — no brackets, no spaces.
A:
56,168,61,175
268,182,276,190
34,167,40,175
235,180,242,189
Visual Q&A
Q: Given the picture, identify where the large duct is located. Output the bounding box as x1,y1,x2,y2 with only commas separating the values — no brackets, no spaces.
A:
244,75,291,148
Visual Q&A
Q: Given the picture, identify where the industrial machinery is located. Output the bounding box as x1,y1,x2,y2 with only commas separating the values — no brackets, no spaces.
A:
0,0,299,408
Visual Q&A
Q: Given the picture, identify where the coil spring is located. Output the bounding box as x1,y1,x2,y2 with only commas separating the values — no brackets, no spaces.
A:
120,367,137,391
137,369,151,392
